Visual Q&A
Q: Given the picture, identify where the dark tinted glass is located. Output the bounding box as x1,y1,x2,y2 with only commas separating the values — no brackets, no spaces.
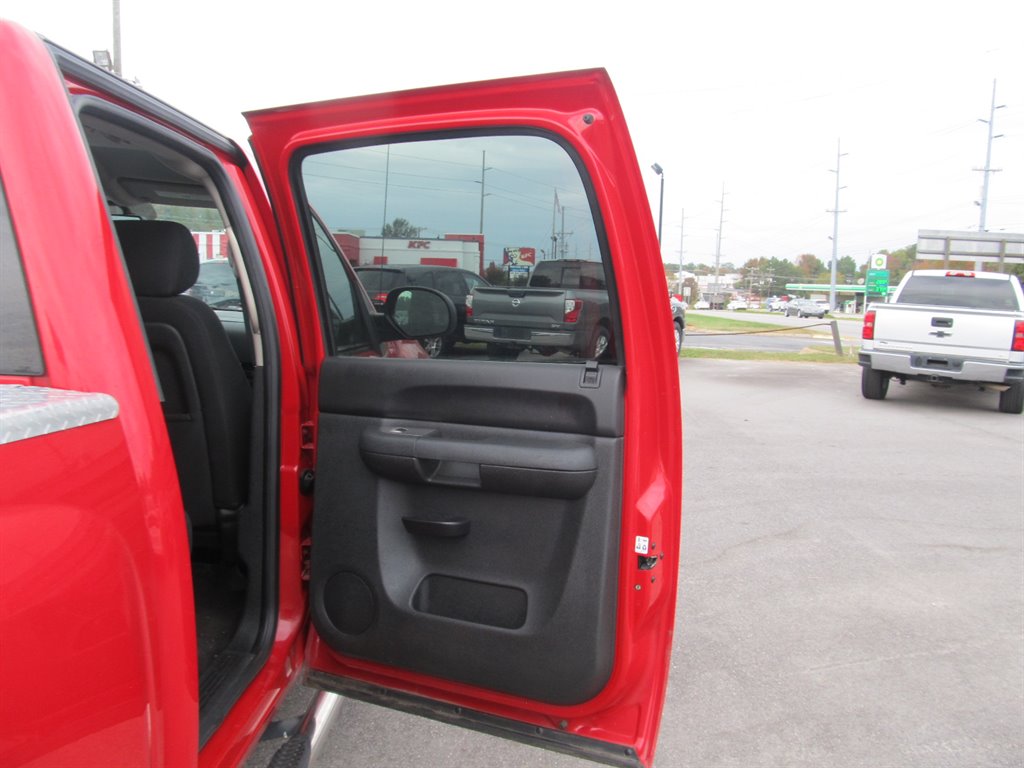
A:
0,179,44,375
301,134,611,363
897,275,1020,310
355,270,403,293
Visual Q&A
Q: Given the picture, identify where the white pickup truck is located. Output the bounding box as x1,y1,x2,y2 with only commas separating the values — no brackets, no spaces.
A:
859,269,1024,414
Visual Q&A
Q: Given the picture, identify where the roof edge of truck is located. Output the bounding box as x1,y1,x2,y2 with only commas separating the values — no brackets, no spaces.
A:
44,36,245,164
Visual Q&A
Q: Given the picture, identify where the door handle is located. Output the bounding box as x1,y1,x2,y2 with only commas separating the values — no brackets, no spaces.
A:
402,516,470,538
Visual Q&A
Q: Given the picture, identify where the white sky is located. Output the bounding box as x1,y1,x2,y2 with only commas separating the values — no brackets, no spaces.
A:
2,0,1022,271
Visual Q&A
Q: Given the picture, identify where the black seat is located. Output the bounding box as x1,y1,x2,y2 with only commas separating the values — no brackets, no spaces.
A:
116,220,251,554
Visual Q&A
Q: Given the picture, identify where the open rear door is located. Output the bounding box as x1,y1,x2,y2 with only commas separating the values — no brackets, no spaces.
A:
246,69,681,768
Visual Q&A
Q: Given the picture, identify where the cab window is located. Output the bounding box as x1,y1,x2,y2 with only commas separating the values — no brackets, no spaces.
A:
0,177,44,376
299,134,615,363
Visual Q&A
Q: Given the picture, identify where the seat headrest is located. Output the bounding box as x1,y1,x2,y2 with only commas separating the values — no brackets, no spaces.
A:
116,220,200,297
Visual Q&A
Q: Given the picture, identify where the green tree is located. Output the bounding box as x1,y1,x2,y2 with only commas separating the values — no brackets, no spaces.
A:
885,244,917,285
381,217,421,238
797,253,824,279
837,255,858,283
484,262,506,285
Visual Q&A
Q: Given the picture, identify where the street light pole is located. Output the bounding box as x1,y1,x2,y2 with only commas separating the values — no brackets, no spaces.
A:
651,163,664,247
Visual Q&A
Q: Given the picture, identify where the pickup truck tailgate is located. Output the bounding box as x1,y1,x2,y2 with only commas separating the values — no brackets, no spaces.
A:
874,304,1018,362
471,287,569,328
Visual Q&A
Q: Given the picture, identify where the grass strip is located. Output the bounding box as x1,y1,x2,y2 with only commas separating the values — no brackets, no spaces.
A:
679,347,858,364
686,314,829,336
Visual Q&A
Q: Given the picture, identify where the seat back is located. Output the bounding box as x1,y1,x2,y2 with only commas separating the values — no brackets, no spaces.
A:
116,220,251,552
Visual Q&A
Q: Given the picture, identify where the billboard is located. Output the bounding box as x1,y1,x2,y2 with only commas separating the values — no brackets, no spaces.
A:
917,230,1024,265
503,247,536,266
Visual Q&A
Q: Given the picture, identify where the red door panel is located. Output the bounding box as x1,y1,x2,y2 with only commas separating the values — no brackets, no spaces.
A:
247,69,681,767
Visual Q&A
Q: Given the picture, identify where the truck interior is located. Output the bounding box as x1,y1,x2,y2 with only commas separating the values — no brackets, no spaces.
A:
75,102,279,745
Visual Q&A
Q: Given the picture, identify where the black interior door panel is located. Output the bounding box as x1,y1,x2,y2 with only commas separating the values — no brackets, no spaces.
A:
311,356,625,705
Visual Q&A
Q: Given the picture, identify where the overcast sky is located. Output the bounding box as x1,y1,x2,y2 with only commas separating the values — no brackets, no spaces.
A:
3,0,1021,271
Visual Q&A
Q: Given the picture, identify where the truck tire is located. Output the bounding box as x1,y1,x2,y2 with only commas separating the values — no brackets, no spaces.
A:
673,320,684,353
861,367,889,400
998,382,1023,414
587,326,611,359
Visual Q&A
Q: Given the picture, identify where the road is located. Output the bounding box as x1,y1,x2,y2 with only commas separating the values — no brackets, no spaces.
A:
255,359,1024,768
685,310,862,353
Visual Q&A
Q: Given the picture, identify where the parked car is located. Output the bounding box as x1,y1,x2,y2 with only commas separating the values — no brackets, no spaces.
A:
671,295,686,352
186,259,240,307
355,265,489,357
727,299,748,311
694,299,711,310
784,298,826,318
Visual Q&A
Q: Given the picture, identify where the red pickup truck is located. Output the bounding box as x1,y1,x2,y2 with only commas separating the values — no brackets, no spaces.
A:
0,21,682,768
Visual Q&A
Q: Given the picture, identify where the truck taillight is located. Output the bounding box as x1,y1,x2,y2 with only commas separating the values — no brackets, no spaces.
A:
945,271,975,277
1013,320,1024,352
374,292,388,305
862,310,876,340
564,299,583,323
465,294,473,319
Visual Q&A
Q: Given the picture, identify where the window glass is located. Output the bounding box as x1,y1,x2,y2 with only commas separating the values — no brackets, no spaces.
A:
897,275,1021,311
311,214,369,350
301,134,614,363
434,270,466,297
0,178,44,376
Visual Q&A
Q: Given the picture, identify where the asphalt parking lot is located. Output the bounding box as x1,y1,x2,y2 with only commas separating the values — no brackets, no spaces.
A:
264,359,1024,768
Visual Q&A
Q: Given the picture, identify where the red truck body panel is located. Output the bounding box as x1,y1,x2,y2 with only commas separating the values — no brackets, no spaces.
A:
0,20,681,768
247,69,682,767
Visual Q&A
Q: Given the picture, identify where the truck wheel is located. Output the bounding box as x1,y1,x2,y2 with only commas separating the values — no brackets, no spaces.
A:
420,336,444,358
998,382,1024,414
588,326,611,359
673,321,684,353
861,367,889,400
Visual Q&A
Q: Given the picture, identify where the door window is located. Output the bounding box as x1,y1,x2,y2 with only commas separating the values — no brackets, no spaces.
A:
0,177,44,376
299,134,616,363
310,215,370,350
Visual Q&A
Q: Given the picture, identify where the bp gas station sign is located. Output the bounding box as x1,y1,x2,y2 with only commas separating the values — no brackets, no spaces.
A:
866,254,889,295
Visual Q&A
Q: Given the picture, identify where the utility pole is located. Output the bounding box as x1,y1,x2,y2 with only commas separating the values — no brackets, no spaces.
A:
975,80,1004,268
112,0,122,76
478,151,488,234
677,208,685,296
713,184,726,307
550,189,559,261
827,139,847,312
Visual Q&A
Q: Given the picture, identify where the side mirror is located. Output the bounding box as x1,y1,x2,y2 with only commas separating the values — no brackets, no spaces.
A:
383,286,457,339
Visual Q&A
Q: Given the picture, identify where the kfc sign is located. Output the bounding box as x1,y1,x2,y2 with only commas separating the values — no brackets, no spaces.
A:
408,240,431,249
503,247,536,265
